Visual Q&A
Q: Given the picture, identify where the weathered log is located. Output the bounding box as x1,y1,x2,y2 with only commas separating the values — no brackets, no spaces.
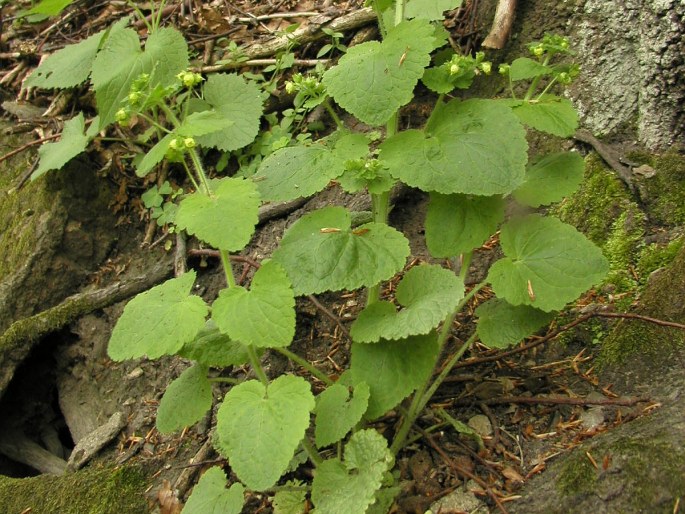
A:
198,8,377,73
482,0,517,49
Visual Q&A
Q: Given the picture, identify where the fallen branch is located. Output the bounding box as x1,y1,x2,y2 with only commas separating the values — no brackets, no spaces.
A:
0,257,174,401
574,129,635,193
462,394,647,407
449,311,685,372
197,8,377,73
482,0,517,49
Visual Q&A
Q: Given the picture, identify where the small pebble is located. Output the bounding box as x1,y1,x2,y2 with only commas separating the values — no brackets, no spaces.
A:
467,414,493,437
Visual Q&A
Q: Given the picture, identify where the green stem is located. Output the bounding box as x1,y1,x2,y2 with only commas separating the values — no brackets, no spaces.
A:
188,149,212,196
508,75,517,100
372,0,388,38
300,436,324,467
181,159,201,193
390,255,485,455
273,347,334,386
247,345,269,386
152,0,167,32
138,113,172,134
523,55,551,101
425,94,445,126
418,331,477,412
127,0,152,33
535,75,559,101
394,0,406,26
366,191,391,307
404,421,449,446
219,250,236,288
323,98,344,129
390,378,426,454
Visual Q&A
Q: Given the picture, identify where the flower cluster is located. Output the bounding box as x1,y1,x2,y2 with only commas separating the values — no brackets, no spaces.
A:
285,72,327,109
527,34,571,58
165,136,196,162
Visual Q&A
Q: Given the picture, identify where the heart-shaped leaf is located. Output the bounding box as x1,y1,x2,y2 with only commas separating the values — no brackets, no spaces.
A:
91,26,188,129
509,57,554,81
476,298,555,348
350,265,463,342
254,133,368,202
504,95,578,137
33,113,91,179
425,193,504,258
514,152,585,207
194,73,264,152
380,99,527,195
312,429,393,514
215,375,315,491
350,333,439,419
156,364,212,434
323,19,435,126
314,382,370,447
272,207,409,296
212,260,295,348
183,467,244,514
487,215,609,311
178,320,253,367
175,177,260,251
108,271,208,360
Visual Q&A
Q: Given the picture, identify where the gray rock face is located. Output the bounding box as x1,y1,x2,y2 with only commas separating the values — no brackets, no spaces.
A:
569,0,685,149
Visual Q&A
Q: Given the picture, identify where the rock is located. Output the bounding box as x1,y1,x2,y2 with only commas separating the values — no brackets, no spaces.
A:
429,480,488,514
467,414,493,438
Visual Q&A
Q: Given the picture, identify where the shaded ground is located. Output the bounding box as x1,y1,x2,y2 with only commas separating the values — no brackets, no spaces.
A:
0,1,684,513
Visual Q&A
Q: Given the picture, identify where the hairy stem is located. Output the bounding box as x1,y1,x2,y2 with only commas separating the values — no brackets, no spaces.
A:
390,254,484,454
247,346,269,386
323,98,344,129
523,55,550,101
366,191,391,306
300,436,323,467
219,250,236,288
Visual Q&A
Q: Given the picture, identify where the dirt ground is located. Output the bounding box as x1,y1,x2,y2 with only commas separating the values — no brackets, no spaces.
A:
0,1,683,513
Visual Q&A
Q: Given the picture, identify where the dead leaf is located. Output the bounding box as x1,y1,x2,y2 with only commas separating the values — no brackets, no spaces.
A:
158,480,182,514
502,465,524,484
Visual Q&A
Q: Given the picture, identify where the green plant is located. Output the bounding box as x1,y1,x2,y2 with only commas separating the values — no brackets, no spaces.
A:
26,1,609,512
317,27,348,58
17,0,76,21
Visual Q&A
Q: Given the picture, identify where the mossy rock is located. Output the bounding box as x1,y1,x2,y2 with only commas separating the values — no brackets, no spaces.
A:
0,465,149,514
509,394,685,513
633,151,685,227
0,120,116,333
599,243,685,369
554,153,645,291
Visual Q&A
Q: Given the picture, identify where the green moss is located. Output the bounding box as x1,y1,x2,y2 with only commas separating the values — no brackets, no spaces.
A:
556,452,598,496
599,244,685,367
0,465,149,514
637,237,684,281
0,128,55,288
638,151,685,227
554,154,637,245
610,435,685,510
554,154,645,293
